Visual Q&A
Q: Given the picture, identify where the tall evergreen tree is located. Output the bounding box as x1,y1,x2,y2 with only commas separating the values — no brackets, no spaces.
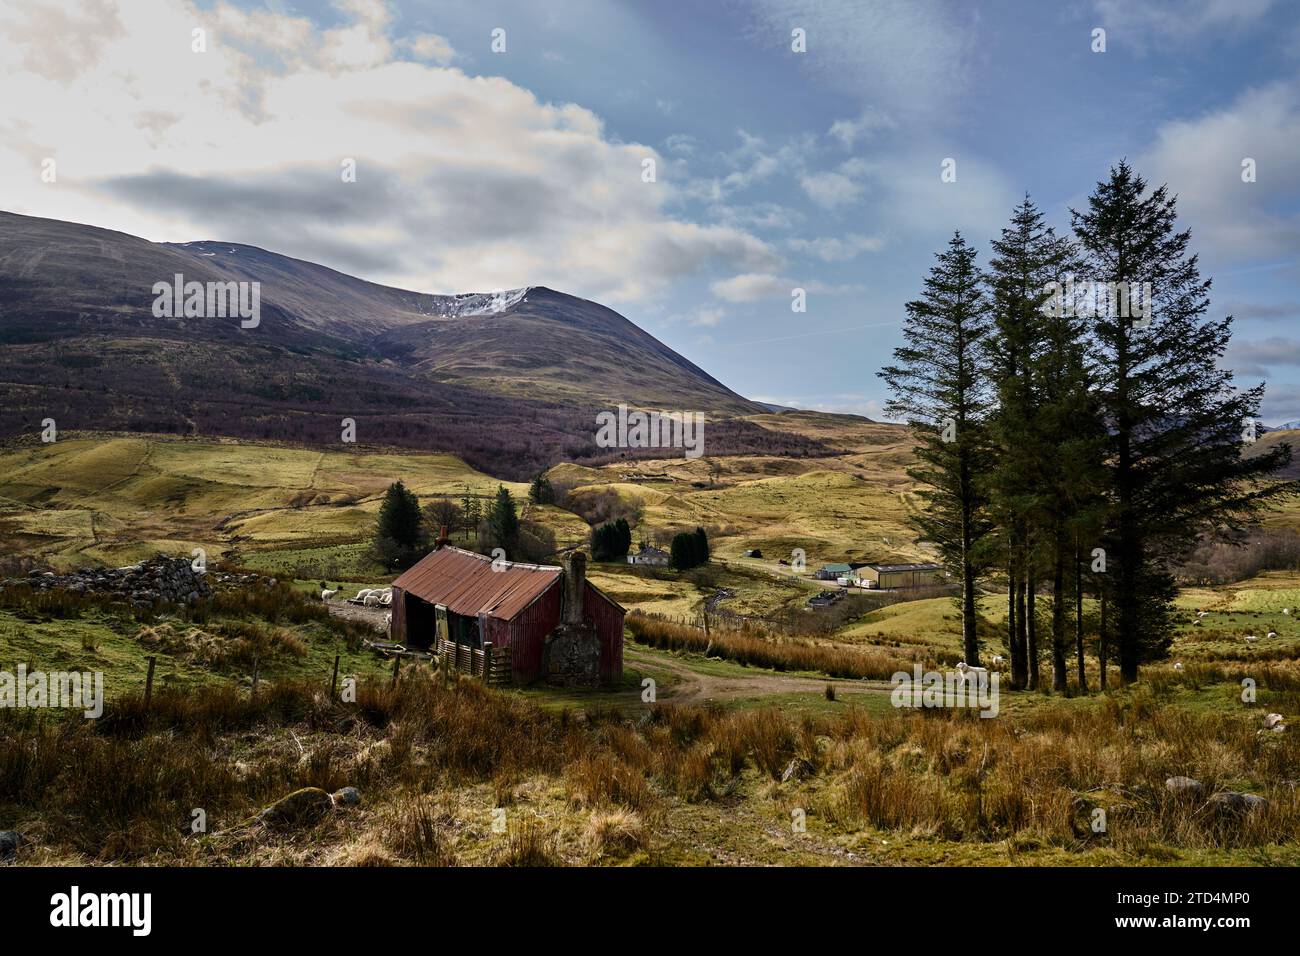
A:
880,232,994,667
485,485,520,554
373,480,427,569
1072,161,1296,681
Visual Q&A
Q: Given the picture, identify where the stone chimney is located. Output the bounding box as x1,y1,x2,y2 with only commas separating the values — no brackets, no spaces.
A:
563,551,586,625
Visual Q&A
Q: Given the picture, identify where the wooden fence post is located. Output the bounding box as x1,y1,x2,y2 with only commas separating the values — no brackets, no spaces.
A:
329,654,340,699
144,655,156,710
482,642,492,683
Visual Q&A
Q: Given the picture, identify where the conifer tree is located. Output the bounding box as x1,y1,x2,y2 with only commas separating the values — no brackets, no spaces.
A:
1072,161,1296,681
880,232,993,667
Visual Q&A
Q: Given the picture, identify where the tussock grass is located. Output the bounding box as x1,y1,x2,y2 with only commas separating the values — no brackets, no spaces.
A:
626,611,922,679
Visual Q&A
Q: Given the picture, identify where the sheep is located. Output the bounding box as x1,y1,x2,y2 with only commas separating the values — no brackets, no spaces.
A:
1284,608,1292,616
1197,610,1207,619
1245,634,1260,643
1173,662,1184,671
353,588,373,602
321,589,338,601
991,655,1005,666
955,661,988,685
383,612,392,630
363,592,381,607
379,590,393,607
1267,630,1278,639
1263,713,1286,730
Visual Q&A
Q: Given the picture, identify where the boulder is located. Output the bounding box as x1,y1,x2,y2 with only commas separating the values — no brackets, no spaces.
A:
0,831,24,860
1209,791,1268,813
256,787,335,828
1165,776,1206,797
331,786,362,808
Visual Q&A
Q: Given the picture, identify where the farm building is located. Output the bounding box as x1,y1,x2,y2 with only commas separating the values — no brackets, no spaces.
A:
389,545,624,687
815,562,854,581
627,545,670,566
857,562,945,590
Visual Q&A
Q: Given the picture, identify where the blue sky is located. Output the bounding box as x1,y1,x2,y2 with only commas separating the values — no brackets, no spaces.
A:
3,0,1299,421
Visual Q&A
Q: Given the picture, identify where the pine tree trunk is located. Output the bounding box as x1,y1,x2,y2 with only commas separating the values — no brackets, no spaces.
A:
1075,544,1087,692
1007,558,1023,689
1098,589,1108,690
1015,571,1028,688
1051,542,1068,692
1027,574,1039,690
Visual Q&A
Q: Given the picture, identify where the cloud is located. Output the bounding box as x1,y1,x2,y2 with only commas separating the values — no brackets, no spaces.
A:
1135,81,1300,263
0,0,778,303
710,272,863,302
827,108,895,149
1093,0,1276,46
403,32,456,65
788,233,884,261
743,0,975,118
799,158,868,209
1226,336,1300,378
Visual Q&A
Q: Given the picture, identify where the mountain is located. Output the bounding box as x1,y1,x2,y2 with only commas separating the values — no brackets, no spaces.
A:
0,211,823,477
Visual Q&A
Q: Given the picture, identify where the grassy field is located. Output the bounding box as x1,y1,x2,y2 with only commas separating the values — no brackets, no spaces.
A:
2,429,1299,867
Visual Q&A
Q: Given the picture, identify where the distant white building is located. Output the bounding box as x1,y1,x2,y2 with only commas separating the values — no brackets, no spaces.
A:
628,545,670,567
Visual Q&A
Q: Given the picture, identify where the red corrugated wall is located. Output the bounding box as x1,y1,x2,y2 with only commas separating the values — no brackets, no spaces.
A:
484,583,562,684
391,586,407,642
585,581,625,685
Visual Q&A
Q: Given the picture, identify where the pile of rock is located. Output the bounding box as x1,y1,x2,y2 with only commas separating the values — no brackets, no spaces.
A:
1,554,211,607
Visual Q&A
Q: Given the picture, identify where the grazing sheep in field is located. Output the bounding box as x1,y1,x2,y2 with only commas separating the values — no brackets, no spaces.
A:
379,590,393,606
1245,634,1260,643
353,588,373,602
321,589,338,601
1174,662,1184,670
1264,713,1286,730
1267,630,1278,639
1197,610,1207,619
383,612,392,630
1284,608,1291,615
955,662,988,685
363,592,381,607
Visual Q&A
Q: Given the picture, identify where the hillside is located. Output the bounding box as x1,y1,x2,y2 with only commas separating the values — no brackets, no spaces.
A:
0,211,777,477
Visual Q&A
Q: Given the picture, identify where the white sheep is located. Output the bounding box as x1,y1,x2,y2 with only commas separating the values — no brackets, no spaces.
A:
321,589,338,601
1267,630,1278,639
379,590,393,607
353,588,373,602
1173,662,1183,671
991,655,1005,666
1284,608,1292,616
1197,610,1207,619
1245,634,1260,643
955,661,988,685
1264,713,1286,729
383,612,392,630
363,592,381,607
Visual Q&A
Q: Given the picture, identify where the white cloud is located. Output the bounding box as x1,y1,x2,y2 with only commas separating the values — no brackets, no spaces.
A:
799,158,868,209
1136,81,1300,262
710,273,863,302
1093,0,1276,46
788,233,884,261
0,0,778,304
403,32,456,65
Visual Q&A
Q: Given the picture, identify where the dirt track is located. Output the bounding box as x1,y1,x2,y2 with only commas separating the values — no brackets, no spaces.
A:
624,646,893,706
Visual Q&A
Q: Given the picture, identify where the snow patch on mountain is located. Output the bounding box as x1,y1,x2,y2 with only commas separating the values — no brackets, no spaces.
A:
419,287,532,318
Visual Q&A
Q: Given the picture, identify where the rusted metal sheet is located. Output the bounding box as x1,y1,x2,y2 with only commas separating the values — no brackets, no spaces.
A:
391,546,562,621
584,581,625,684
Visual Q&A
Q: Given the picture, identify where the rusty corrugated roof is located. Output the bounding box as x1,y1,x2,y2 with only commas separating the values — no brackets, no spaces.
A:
391,546,562,621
